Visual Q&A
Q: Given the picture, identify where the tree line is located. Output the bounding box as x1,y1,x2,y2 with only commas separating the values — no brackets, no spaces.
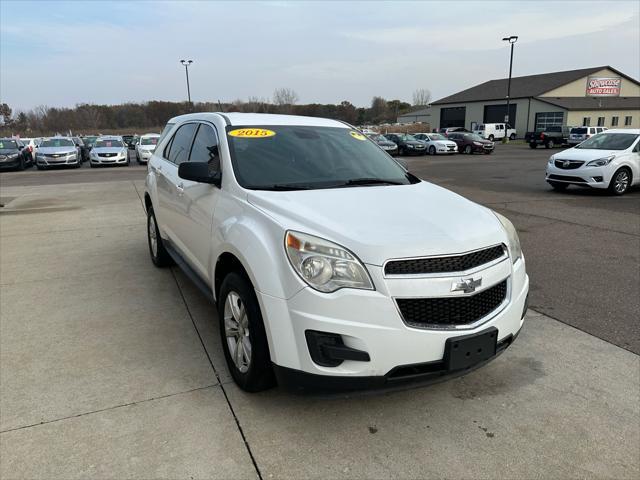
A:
0,88,431,136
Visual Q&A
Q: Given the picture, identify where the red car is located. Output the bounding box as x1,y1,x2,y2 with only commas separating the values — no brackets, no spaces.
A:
446,132,494,154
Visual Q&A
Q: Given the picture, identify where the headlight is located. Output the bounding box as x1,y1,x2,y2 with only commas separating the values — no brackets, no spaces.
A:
548,155,555,164
67,152,76,158
285,231,374,293
493,212,522,264
586,155,615,167
407,144,414,148
473,141,482,146
90,151,99,158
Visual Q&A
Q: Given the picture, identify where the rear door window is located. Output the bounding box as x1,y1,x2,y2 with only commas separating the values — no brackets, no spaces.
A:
167,123,198,165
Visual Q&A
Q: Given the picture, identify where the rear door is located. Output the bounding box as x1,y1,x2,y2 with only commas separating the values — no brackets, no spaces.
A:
173,122,223,281
155,122,198,248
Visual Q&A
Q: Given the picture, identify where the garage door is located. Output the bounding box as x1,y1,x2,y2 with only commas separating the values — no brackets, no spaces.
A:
483,104,517,124
535,112,564,130
440,107,466,128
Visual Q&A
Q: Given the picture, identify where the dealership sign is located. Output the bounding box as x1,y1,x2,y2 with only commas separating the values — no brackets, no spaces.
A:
586,77,621,97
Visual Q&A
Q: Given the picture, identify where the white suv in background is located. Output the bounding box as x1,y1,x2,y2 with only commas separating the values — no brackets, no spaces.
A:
135,133,160,164
144,113,529,393
546,129,640,195
568,126,607,146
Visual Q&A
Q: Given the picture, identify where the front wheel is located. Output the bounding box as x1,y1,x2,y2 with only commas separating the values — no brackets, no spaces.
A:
18,158,25,171
218,272,275,392
428,146,436,155
464,145,473,154
488,134,494,141
509,133,516,140
609,168,631,195
545,139,555,149
147,206,173,267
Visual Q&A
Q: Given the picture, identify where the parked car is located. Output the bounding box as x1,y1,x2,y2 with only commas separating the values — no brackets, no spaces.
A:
434,127,470,137
366,133,399,155
447,132,494,154
473,123,516,141
568,126,607,146
144,112,529,393
136,133,160,164
35,137,81,169
384,133,427,155
89,136,129,167
413,133,458,155
525,126,570,149
72,136,89,162
19,138,39,162
0,138,34,170
545,129,639,195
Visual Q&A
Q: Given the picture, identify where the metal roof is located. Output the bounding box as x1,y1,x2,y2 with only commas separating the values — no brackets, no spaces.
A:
432,66,639,105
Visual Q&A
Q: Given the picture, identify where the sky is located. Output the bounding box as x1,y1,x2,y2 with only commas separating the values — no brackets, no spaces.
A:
1,0,639,112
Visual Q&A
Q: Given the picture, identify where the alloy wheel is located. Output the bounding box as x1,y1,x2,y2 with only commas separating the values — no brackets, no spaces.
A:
224,291,252,373
614,170,630,194
148,215,158,258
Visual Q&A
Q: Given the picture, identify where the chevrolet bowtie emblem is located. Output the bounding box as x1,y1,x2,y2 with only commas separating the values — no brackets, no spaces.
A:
451,277,482,294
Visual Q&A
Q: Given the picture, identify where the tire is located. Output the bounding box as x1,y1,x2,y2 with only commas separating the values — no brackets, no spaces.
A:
36,164,44,170
464,145,473,154
398,147,405,156
545,139,555,149
428,146,436,155
147,206,173,267
136,152,141,164
17,158,25,171
218,272,275,392
488,134,494,141
90,162,96,168
509,133,516,141
608,168,632,196
549,181,568,191
529,142,537,149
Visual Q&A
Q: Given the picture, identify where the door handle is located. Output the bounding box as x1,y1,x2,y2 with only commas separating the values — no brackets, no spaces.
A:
176,182,185,195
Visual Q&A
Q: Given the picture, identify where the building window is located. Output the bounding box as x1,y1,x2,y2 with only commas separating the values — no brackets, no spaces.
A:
535,112,564,130
583,117,591,126
625,116,632,126
597,117,605,126
611,116,619,126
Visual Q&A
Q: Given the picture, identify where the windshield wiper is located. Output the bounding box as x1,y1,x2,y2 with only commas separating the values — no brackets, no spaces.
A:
342,178,405,186
247,184,314,191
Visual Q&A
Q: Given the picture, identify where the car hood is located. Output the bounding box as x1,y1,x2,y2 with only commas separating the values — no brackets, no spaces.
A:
405,141,424,147
434,140,456,147
0,149,20,155
247,181,505,265
37,146,76,154
557,148,623,160
138,145,156,151
376,141,397,147
92,147,125,154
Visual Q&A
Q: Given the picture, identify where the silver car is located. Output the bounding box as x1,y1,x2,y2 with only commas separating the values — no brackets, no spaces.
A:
36,137,81,169
135,133,160,164
89,136,129,167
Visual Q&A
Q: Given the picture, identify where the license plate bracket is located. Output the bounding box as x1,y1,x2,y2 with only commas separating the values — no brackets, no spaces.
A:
444,327,498,371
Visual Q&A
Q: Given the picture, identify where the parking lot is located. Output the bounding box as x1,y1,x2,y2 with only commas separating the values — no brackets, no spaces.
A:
1,143,638,478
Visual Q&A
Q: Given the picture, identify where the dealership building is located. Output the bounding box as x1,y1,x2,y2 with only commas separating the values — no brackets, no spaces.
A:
398,66,640,135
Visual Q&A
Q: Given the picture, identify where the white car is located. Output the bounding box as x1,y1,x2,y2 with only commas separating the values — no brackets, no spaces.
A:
546,129,639,195
144,112,529,393
18,138,39,162
413,133,458,155
136,133,160,164
473,123,516,141
89,136,129,167
568,126,607,146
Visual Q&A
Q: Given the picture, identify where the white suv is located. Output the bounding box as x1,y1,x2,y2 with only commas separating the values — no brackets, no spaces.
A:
568,126,607,146
546,129,640,195
144,113,529,392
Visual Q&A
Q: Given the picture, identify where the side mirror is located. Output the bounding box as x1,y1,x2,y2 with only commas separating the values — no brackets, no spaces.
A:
178,161,221,187
18,145,24,150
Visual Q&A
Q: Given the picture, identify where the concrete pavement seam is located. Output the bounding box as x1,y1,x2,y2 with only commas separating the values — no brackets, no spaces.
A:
0,384,218,435
170,268,264,480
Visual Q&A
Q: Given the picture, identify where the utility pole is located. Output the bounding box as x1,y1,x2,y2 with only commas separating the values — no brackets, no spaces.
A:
501,36,518,143
180,59,193,105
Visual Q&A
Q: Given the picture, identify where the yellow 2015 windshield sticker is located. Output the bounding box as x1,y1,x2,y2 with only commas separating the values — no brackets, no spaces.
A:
228,128,275,138
350,131,367,141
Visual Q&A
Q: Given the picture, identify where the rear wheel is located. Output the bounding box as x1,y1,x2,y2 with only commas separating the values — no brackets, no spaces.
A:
549,181,568,192
218,272,275,392
529,142,537,149
464,145,473,154
147,206,173,267
608,168,631,195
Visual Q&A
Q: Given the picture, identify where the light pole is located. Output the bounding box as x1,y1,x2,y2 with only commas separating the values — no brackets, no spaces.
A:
501,36,517,142
180,59,193,105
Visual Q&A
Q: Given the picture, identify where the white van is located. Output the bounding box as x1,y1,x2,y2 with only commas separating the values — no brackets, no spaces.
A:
474,123,516,141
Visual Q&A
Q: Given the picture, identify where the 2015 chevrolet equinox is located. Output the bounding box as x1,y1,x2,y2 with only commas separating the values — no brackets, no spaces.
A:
144,113,529,393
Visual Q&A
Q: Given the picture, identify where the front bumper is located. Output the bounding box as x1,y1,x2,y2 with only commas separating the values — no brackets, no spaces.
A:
259,256,529,391
545,163,610,189
37,156,79,166
0,157,22,169
90,156,128,166
137,150,154,162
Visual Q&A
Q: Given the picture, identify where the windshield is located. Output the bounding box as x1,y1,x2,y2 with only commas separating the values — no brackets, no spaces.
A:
83,136,97,145
464,133,484,142
94,139,124,148
428,134,446,141
0,140,18,149
41,138,74,147
476,125,485,131
140,137,159,145
227,126,416,190
576,133,638,150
